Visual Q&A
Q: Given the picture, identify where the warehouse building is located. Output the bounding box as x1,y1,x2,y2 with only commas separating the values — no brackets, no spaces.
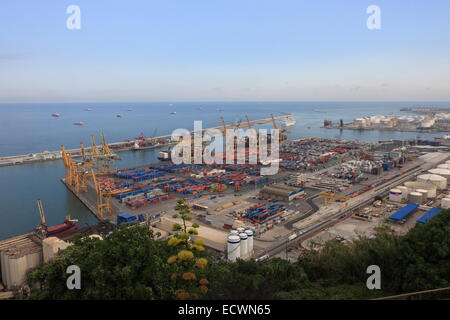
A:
259,184,305,201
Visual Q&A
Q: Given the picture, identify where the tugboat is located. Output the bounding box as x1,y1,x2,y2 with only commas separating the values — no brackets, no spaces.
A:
157,148,172,161
73,122,84,126
36,199,78,238
170,111,176,115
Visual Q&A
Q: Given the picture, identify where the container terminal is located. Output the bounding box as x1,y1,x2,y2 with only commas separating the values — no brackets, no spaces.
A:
1,115,450,298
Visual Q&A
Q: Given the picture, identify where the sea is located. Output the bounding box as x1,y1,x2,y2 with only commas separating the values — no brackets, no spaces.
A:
1,101,450,240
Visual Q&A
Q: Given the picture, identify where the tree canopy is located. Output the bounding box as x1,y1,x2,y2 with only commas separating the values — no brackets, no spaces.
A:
27,209,450,300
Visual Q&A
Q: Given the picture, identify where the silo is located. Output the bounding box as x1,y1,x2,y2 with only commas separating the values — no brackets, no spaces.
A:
227,235,241,262
409,192,424,204
237,227,245,234
417,174,447,190
428,168,450,181
437,164,450,170
239,233,248,257
245,229,254,254
397,186,409,200
441,198,450,209
445,160,450,165
389,189,403,202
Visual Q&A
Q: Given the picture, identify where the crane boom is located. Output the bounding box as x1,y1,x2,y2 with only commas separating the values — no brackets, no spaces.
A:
37,199,46,225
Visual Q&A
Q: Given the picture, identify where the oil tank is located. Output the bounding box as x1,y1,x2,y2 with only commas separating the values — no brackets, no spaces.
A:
409,192,424,204
404,181,436,198
415,189,428,202
245,229,254,254
389,189,403,202
445,160,450,165
397,186,409,200
437,164,450,170
417,174,447,190
237,227,245,234
230,230,239,236
441,198,450,209
239,233,248,257
227,235,241,262
428,168,450,181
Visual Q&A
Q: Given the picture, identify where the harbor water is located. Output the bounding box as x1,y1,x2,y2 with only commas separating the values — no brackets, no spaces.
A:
1,101,450,239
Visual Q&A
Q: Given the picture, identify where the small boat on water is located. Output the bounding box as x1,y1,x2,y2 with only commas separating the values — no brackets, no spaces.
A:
85,108,92,111
170,111,176,115
36,199,78,238
51,113,61,117
157,148,172,161
73,122,84,126
282,115,296,127
116,114,122,118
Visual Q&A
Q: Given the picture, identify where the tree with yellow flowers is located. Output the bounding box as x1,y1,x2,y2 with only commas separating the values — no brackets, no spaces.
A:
167,199,209,299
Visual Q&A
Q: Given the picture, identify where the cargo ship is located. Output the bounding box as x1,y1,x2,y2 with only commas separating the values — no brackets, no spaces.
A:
51,113,61,117
45,219,78,237
36,199,78,237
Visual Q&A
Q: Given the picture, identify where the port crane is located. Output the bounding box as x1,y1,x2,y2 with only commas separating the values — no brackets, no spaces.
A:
91,168,112,219
318,192,351,209
61,145,94,194
270,114,288,144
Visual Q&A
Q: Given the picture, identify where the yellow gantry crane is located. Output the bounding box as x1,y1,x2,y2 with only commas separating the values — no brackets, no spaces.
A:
91,168,112,219
318,192,351,209
61,144,93,194
270,114,288,144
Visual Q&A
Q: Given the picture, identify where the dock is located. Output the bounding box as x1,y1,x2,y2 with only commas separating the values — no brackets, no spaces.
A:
0,115,290,167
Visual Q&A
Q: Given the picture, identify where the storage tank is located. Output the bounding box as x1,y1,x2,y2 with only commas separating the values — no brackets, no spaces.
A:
239,233,248,257
230,230,239,236
437,164,450,170
227,235,241,262
415,189,428,202
409,192,424,204
441,198,450,209
445,160,450,165
404,181,437,198
417,174,447,190
237,227,245,234
389,189,403,202
397,186,409,200
245,229,254,254
428,168,450,181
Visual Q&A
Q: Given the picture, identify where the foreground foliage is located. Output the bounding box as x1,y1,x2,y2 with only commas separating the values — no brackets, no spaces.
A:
28,210,450,299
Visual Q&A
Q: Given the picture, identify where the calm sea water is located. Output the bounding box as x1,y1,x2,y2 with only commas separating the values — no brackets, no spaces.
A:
1,101,450,239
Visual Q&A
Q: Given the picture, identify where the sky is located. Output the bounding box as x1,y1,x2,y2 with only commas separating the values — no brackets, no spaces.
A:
1,0,450,102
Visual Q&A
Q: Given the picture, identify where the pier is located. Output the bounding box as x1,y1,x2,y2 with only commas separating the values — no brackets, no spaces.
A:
0,115,290,168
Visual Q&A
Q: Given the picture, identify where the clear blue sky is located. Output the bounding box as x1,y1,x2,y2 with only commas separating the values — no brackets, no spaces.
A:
1,0,450,102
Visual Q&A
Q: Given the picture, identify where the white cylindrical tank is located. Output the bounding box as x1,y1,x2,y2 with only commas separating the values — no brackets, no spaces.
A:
417,174,447,190
397,186,409,200
239,233,248,257
437,164,450,170
428,168,450,181
409,192,424,204
445,160,450,165
441,198,450,209
389,189,403,202
404,181,436,198
230,230,239,236
237,227,245,234
245,229,254,254
227,235,241,262
416,189,428,202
